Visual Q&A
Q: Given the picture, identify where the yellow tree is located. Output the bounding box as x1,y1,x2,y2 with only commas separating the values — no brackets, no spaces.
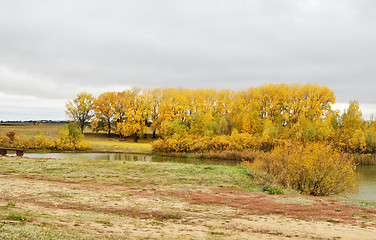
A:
91,92,118,136
115,88,149,142
158,88,182,128
299,84,335,121
146,88,162,138
340,101,365,152
284,84,335,125
216,89,234,117
65,92,94,133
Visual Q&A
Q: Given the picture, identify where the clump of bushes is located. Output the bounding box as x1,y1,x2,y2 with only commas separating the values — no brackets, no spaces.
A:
0,124,90,151
195,150,264,162
152,131,280,154
245,142,357,196
54,123,91,151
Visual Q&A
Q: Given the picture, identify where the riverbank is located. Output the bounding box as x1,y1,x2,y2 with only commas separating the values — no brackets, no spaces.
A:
2,123,376,165
0,156,375,239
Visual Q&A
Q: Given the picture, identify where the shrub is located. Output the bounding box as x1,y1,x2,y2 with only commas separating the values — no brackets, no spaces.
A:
6,131,16,142
55,123,90,151
0,134,8,146
262,184,285,195
208,135,231,151
196,150,264,162
151,133,284,153
247,142,357,196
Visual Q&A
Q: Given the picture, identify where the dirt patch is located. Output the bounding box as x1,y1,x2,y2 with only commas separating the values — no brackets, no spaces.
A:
1,166,376,239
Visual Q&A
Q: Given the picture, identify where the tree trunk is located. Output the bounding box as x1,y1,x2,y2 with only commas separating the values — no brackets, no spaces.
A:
133,132,138,142
153,130,156,139
80,122,85,134
108,120,111,137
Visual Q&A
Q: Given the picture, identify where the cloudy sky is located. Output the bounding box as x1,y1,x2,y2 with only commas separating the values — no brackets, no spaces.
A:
1,0,375,120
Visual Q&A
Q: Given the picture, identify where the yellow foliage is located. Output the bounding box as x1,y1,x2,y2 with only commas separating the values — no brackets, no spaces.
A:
349,130,366,153
152,132,281,153
0,134,8,146
67,84,376,154
248,142,357,196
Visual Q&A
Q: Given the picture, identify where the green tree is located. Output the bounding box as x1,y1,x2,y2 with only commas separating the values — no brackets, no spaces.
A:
65,92,94,133
58,123,84,147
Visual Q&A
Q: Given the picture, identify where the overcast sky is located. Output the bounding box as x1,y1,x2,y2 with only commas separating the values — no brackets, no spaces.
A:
1,0,375,120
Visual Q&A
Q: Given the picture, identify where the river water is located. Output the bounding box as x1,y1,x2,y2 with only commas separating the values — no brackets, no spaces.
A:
22,152,376,201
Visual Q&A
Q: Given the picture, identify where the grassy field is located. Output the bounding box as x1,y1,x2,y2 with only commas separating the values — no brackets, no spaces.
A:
0,123,62,139
0,156,375,239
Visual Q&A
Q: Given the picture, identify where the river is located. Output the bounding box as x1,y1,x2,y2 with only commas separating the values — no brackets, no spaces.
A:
21,152,376,202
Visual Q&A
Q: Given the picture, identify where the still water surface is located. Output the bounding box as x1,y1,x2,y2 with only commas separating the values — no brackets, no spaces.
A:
348,165,376,201
23,152,239,166
23,152,376,201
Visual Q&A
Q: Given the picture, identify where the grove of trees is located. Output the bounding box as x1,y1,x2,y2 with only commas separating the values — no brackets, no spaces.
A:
66,84,376,154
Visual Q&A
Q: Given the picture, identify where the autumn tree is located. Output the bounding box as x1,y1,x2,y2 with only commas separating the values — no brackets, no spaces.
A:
146,88,162,138
91,92,118,136
65,92,94,133
115,88,150,142
340,101,364,152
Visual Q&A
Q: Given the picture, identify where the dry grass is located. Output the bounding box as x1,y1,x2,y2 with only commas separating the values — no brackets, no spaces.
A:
0,156,375,239
0,123,61,139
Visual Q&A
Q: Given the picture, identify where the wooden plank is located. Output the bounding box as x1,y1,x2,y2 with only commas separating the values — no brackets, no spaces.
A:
0,148,25,151
0,148,25,157
0,149,6,156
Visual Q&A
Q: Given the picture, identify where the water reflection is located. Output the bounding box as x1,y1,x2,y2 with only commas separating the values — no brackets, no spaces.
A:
23,152,240,166
348,165,376,201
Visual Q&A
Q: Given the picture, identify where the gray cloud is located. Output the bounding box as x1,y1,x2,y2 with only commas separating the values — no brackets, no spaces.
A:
1,0,376,119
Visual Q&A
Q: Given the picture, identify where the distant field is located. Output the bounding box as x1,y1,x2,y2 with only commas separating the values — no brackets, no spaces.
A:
0,123,62,139
0,123,152,153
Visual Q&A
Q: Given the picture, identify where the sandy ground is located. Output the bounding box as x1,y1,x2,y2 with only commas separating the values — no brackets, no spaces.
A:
0,174,375,239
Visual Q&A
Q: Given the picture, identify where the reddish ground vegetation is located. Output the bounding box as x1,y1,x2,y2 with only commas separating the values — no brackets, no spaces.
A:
8,174,376,227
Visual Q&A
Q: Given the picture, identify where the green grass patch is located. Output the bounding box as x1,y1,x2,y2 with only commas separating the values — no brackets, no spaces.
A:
262,184,285,195
6,212,29,222
326,219,340,223
275,198,316,205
